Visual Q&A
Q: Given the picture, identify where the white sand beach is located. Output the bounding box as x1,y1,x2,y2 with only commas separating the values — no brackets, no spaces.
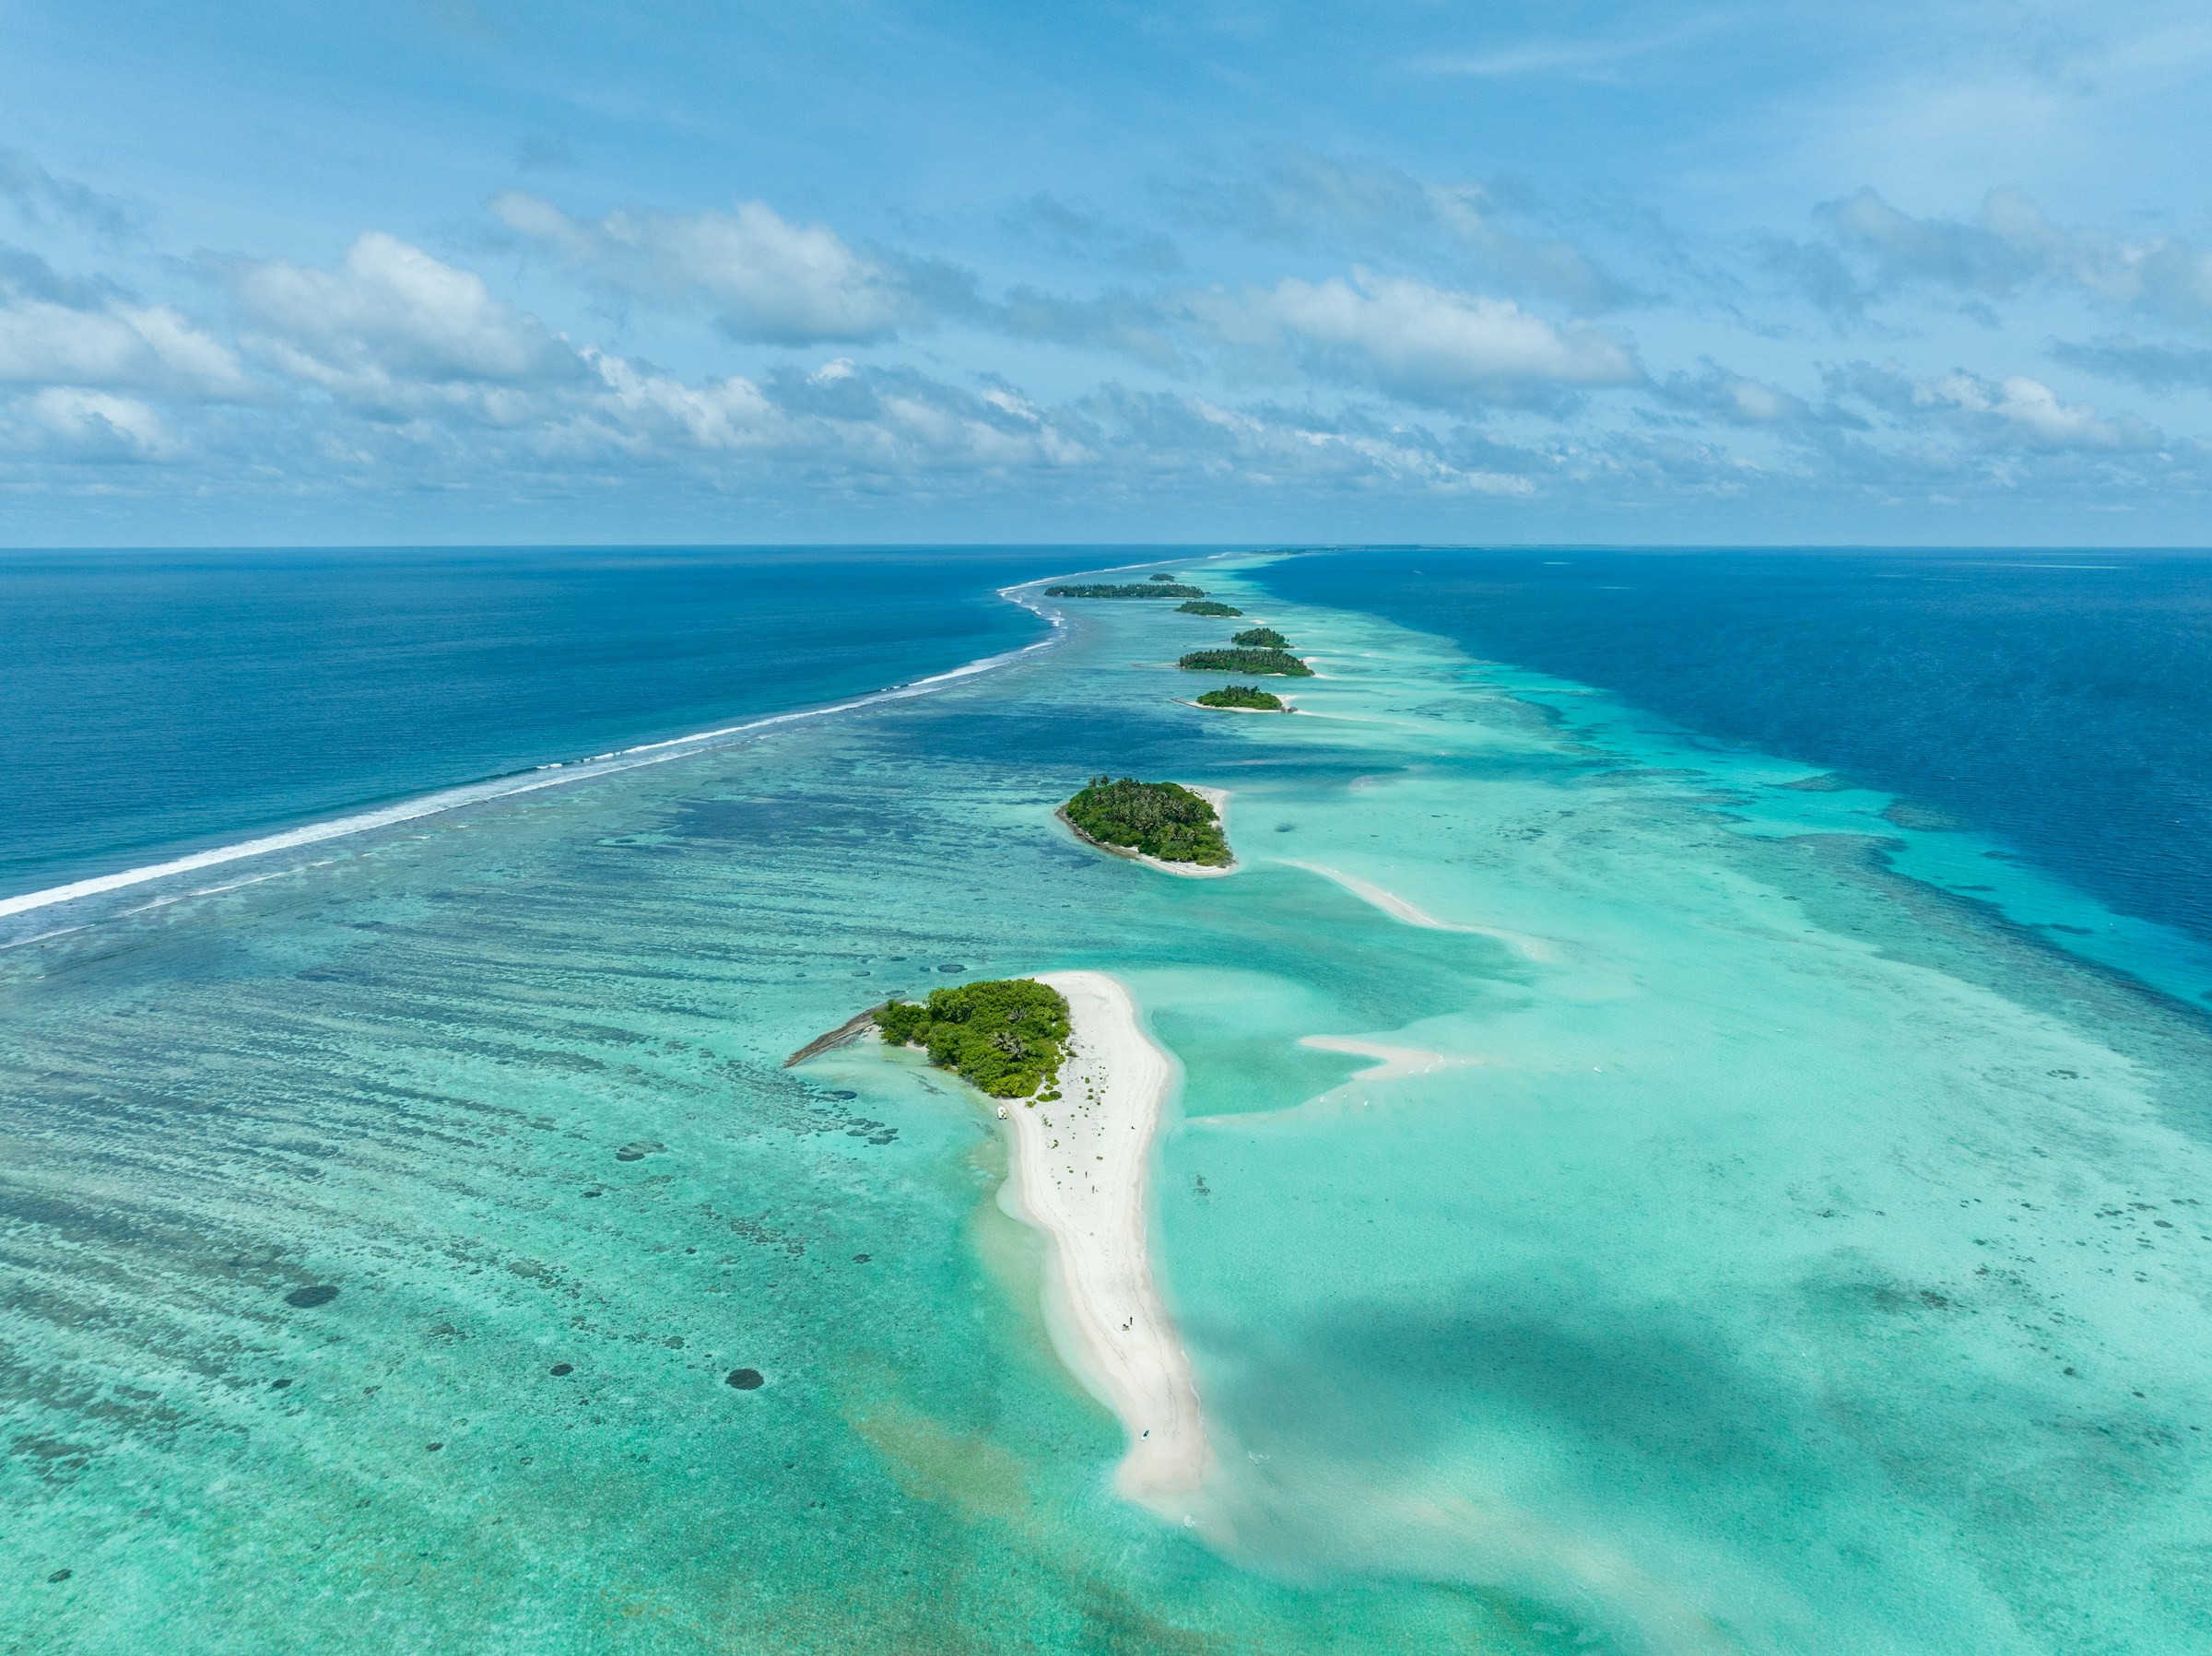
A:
1002,970,1208,1509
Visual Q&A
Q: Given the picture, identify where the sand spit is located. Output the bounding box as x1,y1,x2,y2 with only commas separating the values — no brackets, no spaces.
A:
1279,859,1557,961
1006,970,1208,1509
783,1007,883,1067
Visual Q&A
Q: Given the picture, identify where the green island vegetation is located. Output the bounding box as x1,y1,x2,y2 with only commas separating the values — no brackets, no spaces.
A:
1061,776,1231,866
874,979,1071,1100
1044,582,1206,599
1194,685,1285,711
1147,572,1177,581
1230,626,1288,648
1178,647,1312,676
1177,600,1243,617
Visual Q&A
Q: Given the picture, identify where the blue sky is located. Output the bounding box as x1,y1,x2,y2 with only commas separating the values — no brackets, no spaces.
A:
4,0,2211,545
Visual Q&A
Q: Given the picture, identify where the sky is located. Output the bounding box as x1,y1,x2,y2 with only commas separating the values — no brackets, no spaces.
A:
3,0,2211,546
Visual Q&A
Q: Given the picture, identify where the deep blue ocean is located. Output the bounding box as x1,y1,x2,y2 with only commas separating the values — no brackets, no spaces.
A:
1261,548,2212,951
0,546,1088,896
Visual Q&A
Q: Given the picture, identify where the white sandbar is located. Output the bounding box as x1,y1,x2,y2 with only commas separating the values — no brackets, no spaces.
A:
1005,970,1208,1508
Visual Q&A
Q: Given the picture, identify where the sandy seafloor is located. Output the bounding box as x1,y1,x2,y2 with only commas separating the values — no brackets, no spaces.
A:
5,556,2212,1653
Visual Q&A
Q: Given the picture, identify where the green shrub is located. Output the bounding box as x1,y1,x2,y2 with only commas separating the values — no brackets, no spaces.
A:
1194,685,1284,710
874,979,1071,1099
1063,776,1230,866
1178,647,1312,676
1044,583,1206,598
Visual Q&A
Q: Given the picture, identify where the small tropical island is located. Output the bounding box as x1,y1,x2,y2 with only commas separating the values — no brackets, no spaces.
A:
1194,684,1285,711
873,978,1071,1100
1060,776,1231,866
1045,582,1206,599
1230,626,1288,648
1179,646,1312,676
1177,600,1242,617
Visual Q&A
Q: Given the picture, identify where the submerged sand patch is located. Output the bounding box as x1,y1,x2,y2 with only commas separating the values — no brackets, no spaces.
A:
1278,858,1556,960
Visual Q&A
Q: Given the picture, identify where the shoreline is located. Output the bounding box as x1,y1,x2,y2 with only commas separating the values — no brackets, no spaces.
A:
1005,970,1207,1509
4,610,1077,926
1173,697,1295,715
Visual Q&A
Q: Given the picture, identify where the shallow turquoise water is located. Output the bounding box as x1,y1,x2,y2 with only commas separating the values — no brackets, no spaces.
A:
6,559,2210,1652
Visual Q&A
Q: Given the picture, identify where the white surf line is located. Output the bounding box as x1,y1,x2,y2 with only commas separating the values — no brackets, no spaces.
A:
0,628,1069,922
1278,859,1559,962
1006,970,1208,1510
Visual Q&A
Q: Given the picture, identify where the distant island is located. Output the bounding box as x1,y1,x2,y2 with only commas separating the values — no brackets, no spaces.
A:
1045,582,1206,599
874,979,1071,1100
1179,647,1312,676
1177,600,1242,617
1147,573,1177,581
1194,685,1285,711
1231,627,1288,648
1060,776,1231,866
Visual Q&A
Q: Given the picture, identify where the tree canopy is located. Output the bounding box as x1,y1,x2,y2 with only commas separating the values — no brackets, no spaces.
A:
1178,647,1312,676
874,979,1071,1099
1062,776,1231,866
1045,582,1206,599
1195,684,1285,710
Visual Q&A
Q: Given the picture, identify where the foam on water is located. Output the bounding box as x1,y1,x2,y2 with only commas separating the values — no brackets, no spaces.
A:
0,622,1065,928
5,555,2208,1652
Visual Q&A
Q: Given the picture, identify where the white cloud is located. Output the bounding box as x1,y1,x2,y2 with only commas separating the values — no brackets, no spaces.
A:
1831,360,2161,453
1811,187,2212,329
11,386,178,459
229,232,582,418
1922,371,2158,450
1159,149,1628,311
583,349,778,452
1200,269,1639,405
1656,363,1816,428
0,297,246,396
492,193,916,344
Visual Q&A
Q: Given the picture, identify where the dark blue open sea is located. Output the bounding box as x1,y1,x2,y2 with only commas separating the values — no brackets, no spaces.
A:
0,546,1077,898
1264,547,2212,976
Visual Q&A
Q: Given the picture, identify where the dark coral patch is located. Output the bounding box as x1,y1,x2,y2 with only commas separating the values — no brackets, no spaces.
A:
285,1285,338,1308
726,1368,766,1391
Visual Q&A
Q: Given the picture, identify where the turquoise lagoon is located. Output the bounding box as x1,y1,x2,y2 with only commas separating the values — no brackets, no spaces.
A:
5,558,2210,1653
